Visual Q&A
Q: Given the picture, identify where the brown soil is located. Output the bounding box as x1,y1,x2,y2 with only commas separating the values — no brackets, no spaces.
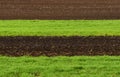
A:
0,36,120,56
0,0,120,19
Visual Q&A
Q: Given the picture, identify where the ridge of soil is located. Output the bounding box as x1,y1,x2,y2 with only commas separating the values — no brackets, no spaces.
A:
0,0,120,19
0,36,120,56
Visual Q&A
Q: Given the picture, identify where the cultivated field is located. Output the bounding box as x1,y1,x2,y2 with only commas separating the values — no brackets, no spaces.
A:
0,20,120,56
0,20,120,77
0,56,120,77
0,0,120,19
1,0,120,77
0,36,120,56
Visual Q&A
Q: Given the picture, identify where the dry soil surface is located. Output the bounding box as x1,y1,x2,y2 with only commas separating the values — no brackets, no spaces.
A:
0,0,120,19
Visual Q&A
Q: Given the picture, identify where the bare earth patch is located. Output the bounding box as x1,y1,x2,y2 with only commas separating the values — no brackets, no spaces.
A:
0,36,120,56
0,0,120,19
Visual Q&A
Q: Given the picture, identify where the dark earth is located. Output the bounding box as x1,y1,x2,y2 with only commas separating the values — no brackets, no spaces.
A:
0,36,120,56
0,0,120,19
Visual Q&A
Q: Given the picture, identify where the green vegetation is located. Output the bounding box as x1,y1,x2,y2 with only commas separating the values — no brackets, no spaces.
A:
0,20,120,36
0,20,120,77
0,56,120,77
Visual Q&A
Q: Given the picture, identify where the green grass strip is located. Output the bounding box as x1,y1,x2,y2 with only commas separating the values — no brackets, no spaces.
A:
0,20,120,36
0,56,120,77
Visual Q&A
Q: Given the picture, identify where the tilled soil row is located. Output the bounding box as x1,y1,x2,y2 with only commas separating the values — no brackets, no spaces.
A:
0,36,120,56
0,0,120,19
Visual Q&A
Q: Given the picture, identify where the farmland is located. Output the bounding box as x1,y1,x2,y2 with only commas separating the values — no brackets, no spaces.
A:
1,0,120,77
0,20,120,76
0,0,120,19
0,20,120,56
0,56,120,77
0,20,120,36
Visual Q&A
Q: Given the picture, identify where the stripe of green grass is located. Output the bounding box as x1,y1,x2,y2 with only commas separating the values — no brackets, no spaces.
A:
0,56,120,77
0,20,120,36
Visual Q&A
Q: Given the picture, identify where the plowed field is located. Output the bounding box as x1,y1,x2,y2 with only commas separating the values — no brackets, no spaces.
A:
0,0,120,19
0,36,120,56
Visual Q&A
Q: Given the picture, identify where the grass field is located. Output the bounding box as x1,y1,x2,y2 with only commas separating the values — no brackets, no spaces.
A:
0,56,120,77
0,20,120,36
